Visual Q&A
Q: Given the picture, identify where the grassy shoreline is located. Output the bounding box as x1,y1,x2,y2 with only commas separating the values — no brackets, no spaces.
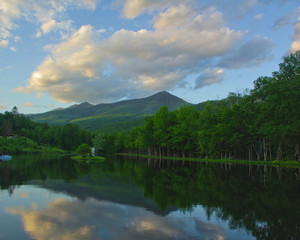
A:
71,155,106,162
118,153,300,168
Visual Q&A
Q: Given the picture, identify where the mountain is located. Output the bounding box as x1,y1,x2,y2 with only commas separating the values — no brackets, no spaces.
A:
28,91,190,132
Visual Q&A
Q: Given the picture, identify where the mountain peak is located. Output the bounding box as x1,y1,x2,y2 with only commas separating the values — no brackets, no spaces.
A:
146,91,185,103
78,102,94,108
151,91,172,97
28,91,191,132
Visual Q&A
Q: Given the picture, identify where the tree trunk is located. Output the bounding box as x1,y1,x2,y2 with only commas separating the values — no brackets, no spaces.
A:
248,145,253,161
294,141,299,161
276,141,282,161
167,147,171,157
263,138,268,161
159,147,162,157
253,144,260,161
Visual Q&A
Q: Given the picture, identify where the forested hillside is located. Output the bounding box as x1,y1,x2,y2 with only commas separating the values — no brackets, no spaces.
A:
94,51,300,161
28,91,189,132
0,109,92,152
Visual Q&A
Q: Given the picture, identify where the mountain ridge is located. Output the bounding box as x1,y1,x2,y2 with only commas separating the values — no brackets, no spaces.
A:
28,91,194,132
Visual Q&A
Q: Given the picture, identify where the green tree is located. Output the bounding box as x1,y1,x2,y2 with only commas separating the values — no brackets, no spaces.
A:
93,133,106,155
76,143,91,157
273,50,300,80
197,102,218,158
141,116,155,155
153,106,175,156
11,106,18,115
172,105,199,157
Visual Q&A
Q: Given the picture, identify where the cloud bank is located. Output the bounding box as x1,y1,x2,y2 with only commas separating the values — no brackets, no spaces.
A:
14,1,275,103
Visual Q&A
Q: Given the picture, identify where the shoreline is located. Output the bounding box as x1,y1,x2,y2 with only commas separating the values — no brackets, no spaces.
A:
118,153,300,168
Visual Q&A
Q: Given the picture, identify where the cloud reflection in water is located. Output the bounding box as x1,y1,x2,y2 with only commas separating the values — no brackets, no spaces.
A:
5,196,228,240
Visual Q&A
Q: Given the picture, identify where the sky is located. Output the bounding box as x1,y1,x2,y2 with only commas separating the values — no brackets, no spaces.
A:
0,0,300,114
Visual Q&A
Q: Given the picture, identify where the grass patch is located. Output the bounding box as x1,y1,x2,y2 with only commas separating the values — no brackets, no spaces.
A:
71,155,106,162
118,153,300,168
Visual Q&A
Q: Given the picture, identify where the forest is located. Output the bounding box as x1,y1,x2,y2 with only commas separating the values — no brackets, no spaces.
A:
1,51,300,161
94,51,300,161
0,109,92,153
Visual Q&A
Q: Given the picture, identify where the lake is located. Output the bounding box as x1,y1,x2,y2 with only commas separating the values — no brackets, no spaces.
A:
0,155,299,240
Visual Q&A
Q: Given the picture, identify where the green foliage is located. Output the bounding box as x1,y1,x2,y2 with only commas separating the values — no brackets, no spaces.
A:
76,143,91,157
0,136,65,154
99,51,300,161
0,109,93,153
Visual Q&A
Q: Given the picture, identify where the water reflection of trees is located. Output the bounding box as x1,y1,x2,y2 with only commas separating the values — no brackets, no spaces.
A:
1,155,300,239
110,157,300,240
0,155,81,190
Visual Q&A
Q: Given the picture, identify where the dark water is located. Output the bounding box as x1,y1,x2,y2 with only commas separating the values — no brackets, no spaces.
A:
0,155,299,240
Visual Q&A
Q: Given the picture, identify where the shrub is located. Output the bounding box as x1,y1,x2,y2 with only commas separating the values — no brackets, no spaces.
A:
76,144,91,157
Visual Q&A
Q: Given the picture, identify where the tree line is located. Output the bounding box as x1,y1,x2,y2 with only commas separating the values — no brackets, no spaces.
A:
0,110,92,151
94,51,300,161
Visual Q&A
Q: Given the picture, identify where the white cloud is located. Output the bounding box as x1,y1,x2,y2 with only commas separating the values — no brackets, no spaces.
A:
14,25,112,103
24,102,33,107
36,19,73,38
75,0,100,11
270,6,300,53
16,4,247,103
0,65,14,71
153,4,193,29
12,1,275,104
0,103,6,110
0,0,23,39
41,19,58,35
0,39,9,48
119,0,264,20
254,13,263,20
14,35,21,42
290,17,300,53
238,0,257,13
0,0,99,42
23,102,55,109
273,7,300,29
195,68,224,89
120,0,189,19
219,36,273,68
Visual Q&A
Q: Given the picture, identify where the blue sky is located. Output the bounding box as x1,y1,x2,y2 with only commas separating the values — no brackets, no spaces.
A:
0,0,299,114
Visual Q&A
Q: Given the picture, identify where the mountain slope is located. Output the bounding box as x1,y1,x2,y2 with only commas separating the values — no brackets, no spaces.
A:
28,91,190,132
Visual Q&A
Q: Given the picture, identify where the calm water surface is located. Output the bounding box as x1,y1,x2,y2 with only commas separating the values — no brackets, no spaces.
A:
0,155,299,240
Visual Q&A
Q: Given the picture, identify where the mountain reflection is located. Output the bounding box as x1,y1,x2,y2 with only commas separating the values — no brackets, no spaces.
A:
0,154,300,239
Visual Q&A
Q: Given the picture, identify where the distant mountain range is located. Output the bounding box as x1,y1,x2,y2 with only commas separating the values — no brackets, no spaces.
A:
28,91,215,132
